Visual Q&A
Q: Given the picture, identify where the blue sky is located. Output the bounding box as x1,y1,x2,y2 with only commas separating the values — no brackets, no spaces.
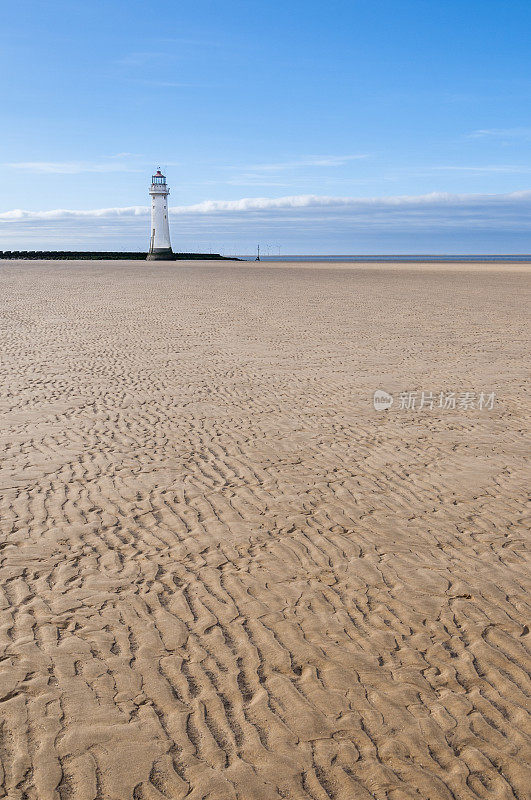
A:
1,0,531,253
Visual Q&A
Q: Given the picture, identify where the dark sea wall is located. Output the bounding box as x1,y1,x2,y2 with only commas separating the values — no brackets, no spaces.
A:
0,251,238,260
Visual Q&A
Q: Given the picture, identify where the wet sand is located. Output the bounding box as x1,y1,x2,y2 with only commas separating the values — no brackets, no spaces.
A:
0,259,529,800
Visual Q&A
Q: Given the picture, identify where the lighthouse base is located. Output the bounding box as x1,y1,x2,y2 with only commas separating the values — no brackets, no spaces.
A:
147,248,175,261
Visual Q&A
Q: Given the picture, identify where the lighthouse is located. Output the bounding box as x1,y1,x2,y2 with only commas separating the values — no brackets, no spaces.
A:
147,169,174,260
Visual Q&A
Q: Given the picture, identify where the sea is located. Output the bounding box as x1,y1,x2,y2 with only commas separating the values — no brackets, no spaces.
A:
237,255,531,262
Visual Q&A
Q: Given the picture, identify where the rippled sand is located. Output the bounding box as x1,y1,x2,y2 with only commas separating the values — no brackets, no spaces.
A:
0,259,529,800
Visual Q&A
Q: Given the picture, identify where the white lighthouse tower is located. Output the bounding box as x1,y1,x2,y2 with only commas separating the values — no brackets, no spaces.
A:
147,169,174,260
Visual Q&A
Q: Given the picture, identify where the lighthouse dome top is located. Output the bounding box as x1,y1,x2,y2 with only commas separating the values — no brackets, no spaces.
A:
152,169,166,185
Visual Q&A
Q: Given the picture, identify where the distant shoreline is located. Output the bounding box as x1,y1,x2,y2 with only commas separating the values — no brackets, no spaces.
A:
2,252,529,264
238,254,531,263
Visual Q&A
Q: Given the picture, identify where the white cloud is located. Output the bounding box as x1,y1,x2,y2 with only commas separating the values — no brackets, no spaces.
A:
225,178,294,187
107,152,143,159
0,206,149,220
2,190,531,223
2,191,530,252
2,161,143,174
168,190,531,214
432,165,531,174
468,128,531,140
233,155,368,172
0,191,531,253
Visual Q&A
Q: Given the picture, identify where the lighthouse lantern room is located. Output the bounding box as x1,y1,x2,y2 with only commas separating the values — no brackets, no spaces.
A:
147,169,174,260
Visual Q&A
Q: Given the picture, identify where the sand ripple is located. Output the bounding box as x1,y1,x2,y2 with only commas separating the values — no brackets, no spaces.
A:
0,260,529,800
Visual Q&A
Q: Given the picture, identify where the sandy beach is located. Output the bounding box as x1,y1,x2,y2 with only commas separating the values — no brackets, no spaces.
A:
0,259,529,800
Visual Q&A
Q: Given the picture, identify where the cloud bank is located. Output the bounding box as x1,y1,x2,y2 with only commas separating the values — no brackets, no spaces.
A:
1,191,530,253
2,189,531,221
